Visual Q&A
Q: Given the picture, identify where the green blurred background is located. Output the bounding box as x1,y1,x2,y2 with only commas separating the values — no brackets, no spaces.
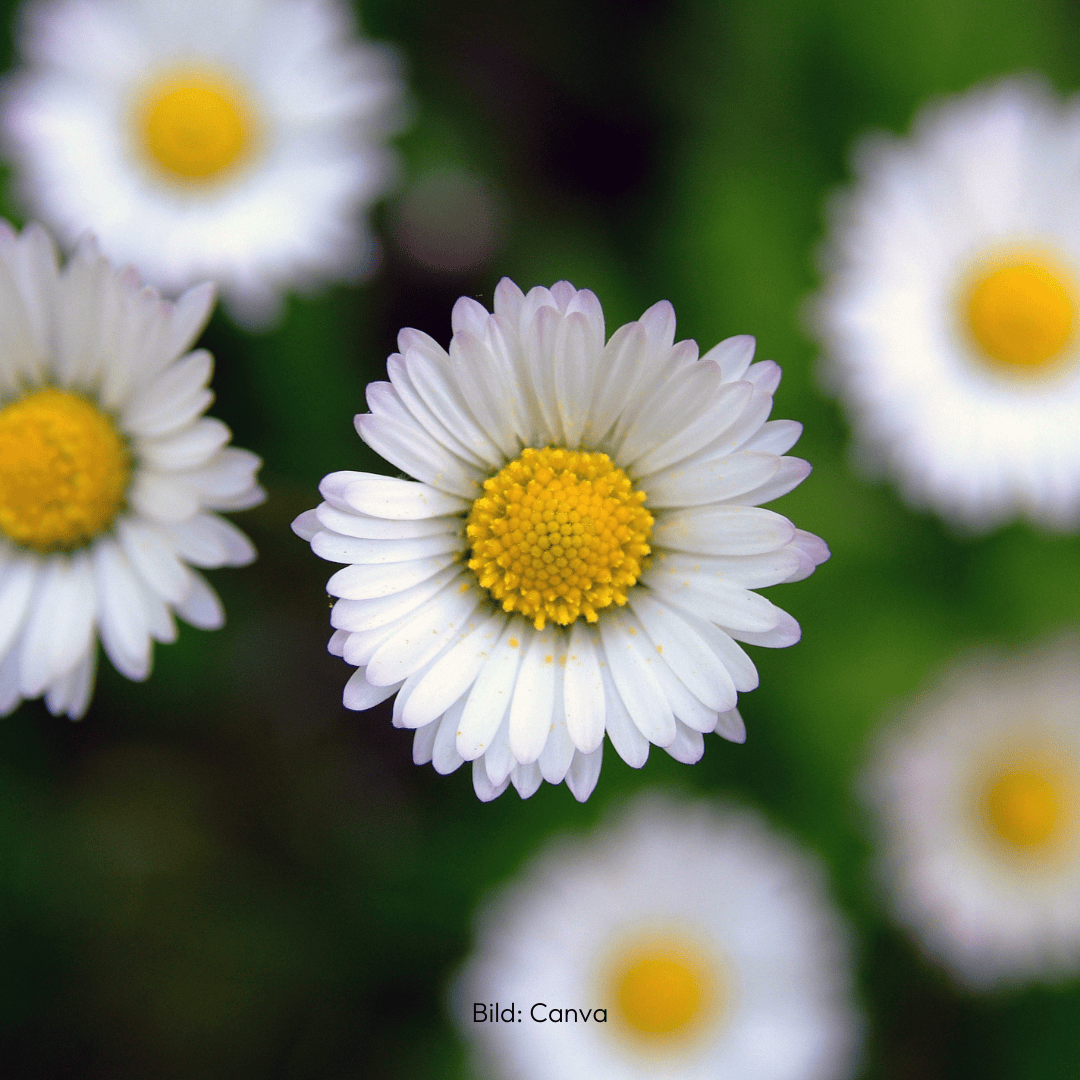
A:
3,0,1080,1075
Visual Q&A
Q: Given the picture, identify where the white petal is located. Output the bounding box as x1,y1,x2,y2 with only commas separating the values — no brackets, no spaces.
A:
0,557,39,661
326,552,459,599
785,530,831,582
728,608,801,648
563,620,605,753
328,629,348,657
331,565,465,632
653,505,795,556
628,591,739,713
715,706,747,743
552,311,600,447
314,502,456,540
744,359,782,394
511,762,543,799
291,509,322,541
181,448,262,506
580,321,652,445
565,744,603,802
599,612,676,747
340,473,470,520
117,518,192,604
432,699,466,774
174,571,224,630
664,720,706,764
538,685,576,785
168,514,256,568
402,610,508,728
732,457,812,507
741,419,803,455
484,717,514,785
355,412,480,500
343,667,402,711
127,470,200,523
92,540,152,680
650,575,782,634
403,347,503,468
122,349,214,437
456,620,526,760
632,381,754,478
365,583,484,686
508,623,557,764
703,334,756,381
19,553,96,697
413,728,441,769
137,417,231,471
600,662,649,768
472,758,510,802
642,451,781,509
311,530,461,565
643,547,801,591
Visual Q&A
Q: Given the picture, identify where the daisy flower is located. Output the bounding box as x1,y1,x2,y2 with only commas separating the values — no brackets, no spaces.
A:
0,220,262,719
293,279,828,801
454,796,863,1080
862,641,1080,988
813,77,1080,531
2,0,401,328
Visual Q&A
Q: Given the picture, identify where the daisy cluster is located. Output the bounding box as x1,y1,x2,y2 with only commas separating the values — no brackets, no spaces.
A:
4,0,1080,1074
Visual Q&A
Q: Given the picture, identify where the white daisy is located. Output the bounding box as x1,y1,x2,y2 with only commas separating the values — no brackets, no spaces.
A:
454,796,863,1080
293,279,828,802
2,0,401,328
862,640,1080,989
813,77,1080,531
0,220,263,719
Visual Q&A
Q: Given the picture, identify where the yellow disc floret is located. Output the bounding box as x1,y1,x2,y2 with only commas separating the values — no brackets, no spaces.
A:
466,447,653,630
966,257,1077,371
0,388,131,553
140,72,253,182
984,764,1064,851
610,945,715,1040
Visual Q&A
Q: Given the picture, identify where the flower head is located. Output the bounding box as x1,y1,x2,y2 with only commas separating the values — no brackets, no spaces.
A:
0,220,262,718
295,279,826,801
813,77,1080,531
863,640,1080,988
454,796,863,1080
3,0,402,327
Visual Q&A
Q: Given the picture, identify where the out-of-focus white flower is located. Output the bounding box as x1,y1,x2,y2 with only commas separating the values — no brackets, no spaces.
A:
293,279,828,802
3,0,402,328
863,640,1080,988
0,220,262,718
814,77,1080,532
454,796,863,1080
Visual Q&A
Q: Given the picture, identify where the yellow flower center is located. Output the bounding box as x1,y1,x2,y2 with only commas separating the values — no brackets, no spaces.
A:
466,446,653,630
965,257,1077,371
0,388,131,552
609,944,718,1041
984,764,1064,850
139,71,254,183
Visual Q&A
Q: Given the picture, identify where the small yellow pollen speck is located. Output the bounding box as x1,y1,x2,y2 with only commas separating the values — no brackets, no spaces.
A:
966,255,1077,372
466,446,653,630
508,637,519,649
656,644,663,654
458,581,470,593
544,654,553,664
139,69,256,184
0,388,131,552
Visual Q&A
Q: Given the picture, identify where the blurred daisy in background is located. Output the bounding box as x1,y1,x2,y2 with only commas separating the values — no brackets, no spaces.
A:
814,78,1080,532
0,220,262,718
454,796,862,1080
294,279,828,802
863,640,1080,989
2,0,402,328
